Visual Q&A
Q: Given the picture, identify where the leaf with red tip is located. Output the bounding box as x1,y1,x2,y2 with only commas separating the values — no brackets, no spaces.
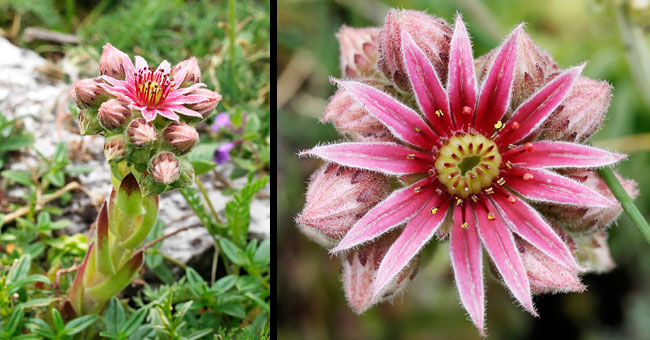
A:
504,141,625,169
332,178,435,252
95,201,115,275
303,142,433,176
506,167,614,207
498,64,584,146
68,242,94,316
449,204,485,335
492,194,580,271
474,26,521,133
476,200,537,316
400,30,453,134
86,250,144,304
333,79,439,149
372,195,448,298
447,15,478,130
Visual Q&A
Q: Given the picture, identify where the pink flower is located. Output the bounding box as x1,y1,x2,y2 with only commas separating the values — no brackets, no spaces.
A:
99,47,214,122
302,14,626,335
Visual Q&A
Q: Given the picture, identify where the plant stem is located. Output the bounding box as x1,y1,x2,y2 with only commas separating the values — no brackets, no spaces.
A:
194,177,223,224
597,167,650,245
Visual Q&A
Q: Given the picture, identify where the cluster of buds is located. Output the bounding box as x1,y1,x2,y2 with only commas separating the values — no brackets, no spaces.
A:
72,43,221,196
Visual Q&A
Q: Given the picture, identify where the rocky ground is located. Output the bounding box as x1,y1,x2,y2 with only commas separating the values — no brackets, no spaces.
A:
0,37,269,265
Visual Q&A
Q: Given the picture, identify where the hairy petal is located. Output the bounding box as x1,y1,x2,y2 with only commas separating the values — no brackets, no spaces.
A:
505,167,614,207
302,142,433,176
504,141,625,169
450,203,485,335
447,15,478,130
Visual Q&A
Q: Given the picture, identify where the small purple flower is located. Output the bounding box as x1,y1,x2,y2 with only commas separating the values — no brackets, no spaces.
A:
211,113,232,132
214,142,235,164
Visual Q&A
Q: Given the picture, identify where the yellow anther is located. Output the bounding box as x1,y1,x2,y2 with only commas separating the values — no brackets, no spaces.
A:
430,207,438,215
487,213,495,220
414,126,422,133
485,187,494,194
407,154,416,160
497,178,506,186
456,197,463,206
494,120,503,130
505,161,513,169
471,195,478,203
461,222,469,229
414,186,422,193
435,109,444,117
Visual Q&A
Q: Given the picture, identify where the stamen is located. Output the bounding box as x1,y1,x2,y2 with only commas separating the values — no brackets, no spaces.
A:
461,222,469,229
414,186,422,193
523,173,534,181
507,195,517,203
431,207,438,214
407,154,416,160
494,120,503,129
471,195,478,203
435,109,444,117
414,126,422,133
485,187,494,194
497,178,506,186
505,161,513,169
456,197,463,206
487,213,496,220
462,106,473,115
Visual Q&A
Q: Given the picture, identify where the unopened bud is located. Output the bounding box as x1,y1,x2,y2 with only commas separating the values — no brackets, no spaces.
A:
342,230,419,314
98,99,131,130
336,26,381,79
184,88,222,119
126,118,157,146
475,30,559,111
150,152,180,185
539,77,612,142
100,43,128,79
295,163,390,242
78,109,102,135
104,135,128,163
378,9,452,90
163,122,199,154
574,231,616,273
322,89,393,142
170,57,201,87
516,238,584,295
72,78,107,109
543,170,638,233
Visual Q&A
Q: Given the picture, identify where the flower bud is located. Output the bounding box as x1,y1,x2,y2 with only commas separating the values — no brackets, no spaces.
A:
78,109,102,135
475,30,559,110
336,25,381,79
542,170,638,233
98,99,131,130
173,157,194,189
149,152,180,185
516,237,584,295
163,122,199,154
295,163,390,242
321,89,393,142
378,9,452,90
342,230,419,314
72,78,107,109
126,118,157,146
574,231,615,273
103,135,127,163
99,43,128,79
184,88,222,119
538,77,612,142
170,57,201,87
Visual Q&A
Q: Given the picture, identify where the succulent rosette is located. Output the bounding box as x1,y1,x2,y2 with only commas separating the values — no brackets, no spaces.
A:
71,43,221,195
297,10,638,335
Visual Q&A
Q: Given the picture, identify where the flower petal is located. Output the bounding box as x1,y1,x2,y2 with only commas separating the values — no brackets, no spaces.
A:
141,108,157,122
400,30,453,134
167,104,203,118
302,142,432,176
134,56,148,71
450,203,485,335
492,194,580,270
157,108,179,121
333,79,439,150
498,64,584,146
504,141,625,168
156,60,171,74
122,54,135,82
447,15,478,130
474,25,521,133
331,178,435,252
373,195,449,299
505,167,614,207
476,199,536,316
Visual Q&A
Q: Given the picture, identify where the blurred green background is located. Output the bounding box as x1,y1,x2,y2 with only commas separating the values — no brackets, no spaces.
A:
278,0,650,339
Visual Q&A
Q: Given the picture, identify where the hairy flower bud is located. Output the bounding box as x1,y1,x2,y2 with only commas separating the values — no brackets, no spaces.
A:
78,109,102,135
99,43,128,79
321,89,393,142
163,122,199,154
516,238,584,295
539,77,612,142
342,230,419,314
126,118,157,146
336,26,381,79
72,78,107,109
98,99,131,130
543,170,638,233
475,30,559,110
149,152,180,185
104,135,127,163
296,163,390,242
170,57,201,87
575,231,615,273
185,88,222,119
378,9,452,90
